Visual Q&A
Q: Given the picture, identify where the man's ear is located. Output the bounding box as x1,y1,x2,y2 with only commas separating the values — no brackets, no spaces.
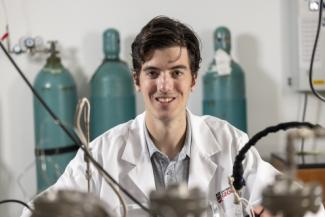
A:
133,72,140,91
191,74,197,91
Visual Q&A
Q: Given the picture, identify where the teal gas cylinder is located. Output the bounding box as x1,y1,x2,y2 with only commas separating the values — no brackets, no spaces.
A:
203,27,247,132
90,29,135,139
33,42,78,192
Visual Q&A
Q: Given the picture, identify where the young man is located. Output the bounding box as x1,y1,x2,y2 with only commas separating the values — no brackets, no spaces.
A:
21,16,324,217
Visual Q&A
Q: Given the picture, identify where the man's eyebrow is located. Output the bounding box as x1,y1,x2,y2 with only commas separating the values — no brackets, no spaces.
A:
142,64,188,71
170,65,188,70
142,66,160,71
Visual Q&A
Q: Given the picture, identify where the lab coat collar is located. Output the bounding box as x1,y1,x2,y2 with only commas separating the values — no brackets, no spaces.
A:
121,112,156,200
187,110,221,193
121,110,222,199
188,109,222,156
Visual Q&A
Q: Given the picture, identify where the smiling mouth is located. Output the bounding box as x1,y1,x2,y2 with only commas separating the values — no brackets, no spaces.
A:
155,97,175,103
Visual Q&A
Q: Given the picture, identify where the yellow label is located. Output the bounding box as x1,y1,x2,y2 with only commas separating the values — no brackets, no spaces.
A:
313,80,325,85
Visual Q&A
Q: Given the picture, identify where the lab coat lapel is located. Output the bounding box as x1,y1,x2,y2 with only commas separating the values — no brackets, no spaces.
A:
121,113,156,200
128,154,156,199
188,112,221,194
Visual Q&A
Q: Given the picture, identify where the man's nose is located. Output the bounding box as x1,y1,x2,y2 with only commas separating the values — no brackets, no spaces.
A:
157,73,173,92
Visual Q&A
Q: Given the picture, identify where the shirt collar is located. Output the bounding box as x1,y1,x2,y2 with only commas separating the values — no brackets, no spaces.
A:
144,112,192,160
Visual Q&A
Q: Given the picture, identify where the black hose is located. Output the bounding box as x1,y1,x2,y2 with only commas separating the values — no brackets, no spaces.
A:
232,121,320,190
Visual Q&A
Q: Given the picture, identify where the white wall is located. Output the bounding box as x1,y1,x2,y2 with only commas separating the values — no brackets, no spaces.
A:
1,0,325,216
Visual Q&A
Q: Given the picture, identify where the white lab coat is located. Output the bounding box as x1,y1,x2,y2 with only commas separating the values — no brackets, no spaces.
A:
21,111,325,217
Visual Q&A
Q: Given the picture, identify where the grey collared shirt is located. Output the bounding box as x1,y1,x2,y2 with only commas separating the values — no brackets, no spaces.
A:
144,114,191,190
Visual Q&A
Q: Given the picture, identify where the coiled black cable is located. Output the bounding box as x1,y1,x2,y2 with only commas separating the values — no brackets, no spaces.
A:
232,121,320,191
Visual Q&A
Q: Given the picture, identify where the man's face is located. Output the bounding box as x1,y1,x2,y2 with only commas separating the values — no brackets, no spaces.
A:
134,46,197,122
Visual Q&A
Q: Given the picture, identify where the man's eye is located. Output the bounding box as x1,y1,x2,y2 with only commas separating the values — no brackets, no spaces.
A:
146,71,159,78
171,70,183,78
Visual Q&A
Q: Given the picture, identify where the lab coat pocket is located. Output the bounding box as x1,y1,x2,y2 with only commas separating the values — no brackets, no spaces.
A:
208,200,227,217
211,188,246,217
